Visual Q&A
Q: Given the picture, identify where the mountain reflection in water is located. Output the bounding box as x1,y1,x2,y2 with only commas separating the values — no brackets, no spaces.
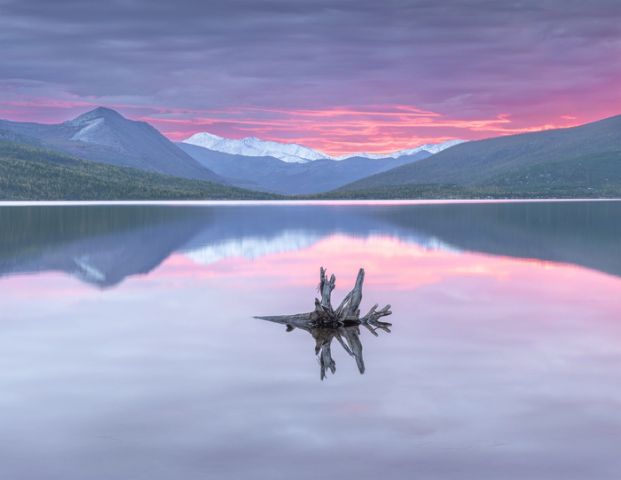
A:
0,201,619,286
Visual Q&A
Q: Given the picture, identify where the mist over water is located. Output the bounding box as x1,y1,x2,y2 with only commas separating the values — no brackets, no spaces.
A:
1,201,620,479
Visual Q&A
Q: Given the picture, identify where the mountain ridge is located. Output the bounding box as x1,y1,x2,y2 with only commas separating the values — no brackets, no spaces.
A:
178,142,432,194
0,107,223,182
182,131,464,163
335,114,621,197
1,107,620,199
184,132,327,163
0,140,278,200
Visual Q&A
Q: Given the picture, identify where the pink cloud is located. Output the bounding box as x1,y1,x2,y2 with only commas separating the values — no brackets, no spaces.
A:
2,95,618,156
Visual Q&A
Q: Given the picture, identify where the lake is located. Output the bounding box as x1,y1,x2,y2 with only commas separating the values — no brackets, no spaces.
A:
1,200,620,479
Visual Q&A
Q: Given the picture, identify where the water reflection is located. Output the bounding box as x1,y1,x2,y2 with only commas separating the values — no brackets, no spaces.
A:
0,201,619,286
1,202,621,479
261,320,389,380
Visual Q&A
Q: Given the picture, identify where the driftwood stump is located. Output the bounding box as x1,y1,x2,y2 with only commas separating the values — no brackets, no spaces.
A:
255,267,392,379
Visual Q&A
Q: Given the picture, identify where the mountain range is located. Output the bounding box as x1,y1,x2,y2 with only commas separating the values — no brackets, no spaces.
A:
183,131,463,163
336,114,621,198
0,106,619,199
177,142,432,194
183,132,328,163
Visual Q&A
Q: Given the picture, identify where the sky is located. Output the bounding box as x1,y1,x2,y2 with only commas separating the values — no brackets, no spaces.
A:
1,0,620,155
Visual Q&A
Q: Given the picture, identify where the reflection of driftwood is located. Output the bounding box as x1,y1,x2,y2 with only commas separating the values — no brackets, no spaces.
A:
255,267,392,379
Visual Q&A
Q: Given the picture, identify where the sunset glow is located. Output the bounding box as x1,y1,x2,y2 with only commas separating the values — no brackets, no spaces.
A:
2,1,621,476
2,99,619,155
1,1,619,155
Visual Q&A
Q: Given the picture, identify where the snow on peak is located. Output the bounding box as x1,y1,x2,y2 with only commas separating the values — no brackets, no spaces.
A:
337,139,467,159
70,117,105,142
183,132,328,163
183,132,466,162
402,139,466,156
67,107,125,126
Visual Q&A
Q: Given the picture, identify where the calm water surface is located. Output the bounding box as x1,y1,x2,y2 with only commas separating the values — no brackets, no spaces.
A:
1,201,620,479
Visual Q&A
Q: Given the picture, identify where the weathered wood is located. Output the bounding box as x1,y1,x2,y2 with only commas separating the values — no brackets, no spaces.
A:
362,303,392,321
255,312,314,329
335,268,364,318
319,267,336,310
255,267,391,328
254,267,392,379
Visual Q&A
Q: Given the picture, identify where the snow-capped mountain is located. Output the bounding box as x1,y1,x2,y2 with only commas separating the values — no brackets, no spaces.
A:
183,132,466,163
414,139,466,155
183,132,327,163
335,139,466,159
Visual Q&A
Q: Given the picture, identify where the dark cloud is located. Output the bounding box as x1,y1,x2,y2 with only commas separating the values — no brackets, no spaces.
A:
1,0,620,146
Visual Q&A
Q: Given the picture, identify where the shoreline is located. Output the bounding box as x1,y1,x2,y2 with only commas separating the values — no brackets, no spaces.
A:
0,198,620,207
